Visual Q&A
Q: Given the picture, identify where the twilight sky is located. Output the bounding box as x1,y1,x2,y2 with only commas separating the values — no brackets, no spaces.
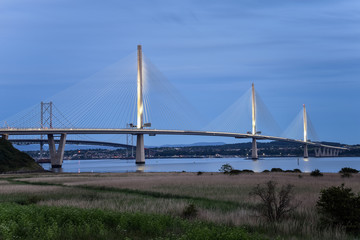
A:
0,0,359,145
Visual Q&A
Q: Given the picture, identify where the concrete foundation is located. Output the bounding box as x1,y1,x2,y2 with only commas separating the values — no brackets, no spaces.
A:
304,144,309,158
136,134,145,164
251,138,258,159
48,133,67,168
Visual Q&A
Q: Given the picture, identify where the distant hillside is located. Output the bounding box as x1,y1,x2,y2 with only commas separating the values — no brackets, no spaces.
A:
0,138,43,173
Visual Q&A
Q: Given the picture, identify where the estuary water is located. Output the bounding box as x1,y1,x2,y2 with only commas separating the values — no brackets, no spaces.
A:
40,157,360,173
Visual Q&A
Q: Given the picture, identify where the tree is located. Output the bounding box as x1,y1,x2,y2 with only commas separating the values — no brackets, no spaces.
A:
250,181,299,222
219,163,233,173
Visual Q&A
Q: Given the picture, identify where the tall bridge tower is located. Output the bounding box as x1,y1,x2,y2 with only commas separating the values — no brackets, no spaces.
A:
251,83,258,159
40,101,53,159
303,104,309,158
136,45,145,164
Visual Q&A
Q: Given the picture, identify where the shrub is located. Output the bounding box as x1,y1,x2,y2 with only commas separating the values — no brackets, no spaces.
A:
341,172,352,178
197,171,203,176
316,184,360,234
182,203,198,219
250,181,299,222
262,170,270,173
229,169,241,175
270,168,283,172
219,163,233,174
310,169,323,177
241,169,254,173
339,167,359,174
293,169,302,173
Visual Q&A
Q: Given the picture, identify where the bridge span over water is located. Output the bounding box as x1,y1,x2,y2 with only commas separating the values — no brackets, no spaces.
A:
0,45,348,168
1,128,347,167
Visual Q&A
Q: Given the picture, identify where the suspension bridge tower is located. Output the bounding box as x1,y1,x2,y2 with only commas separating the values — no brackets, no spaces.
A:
40,101,53,159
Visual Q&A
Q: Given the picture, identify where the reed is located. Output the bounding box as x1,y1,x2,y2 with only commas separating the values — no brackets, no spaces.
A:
1,172,359,239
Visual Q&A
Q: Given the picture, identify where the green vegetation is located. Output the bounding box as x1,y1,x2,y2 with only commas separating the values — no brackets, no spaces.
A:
0,172,358,239
0,138,43,173
310,169,323,177
250,181,299,222
317,184,360,234
0,203,257,240
219,163,233,173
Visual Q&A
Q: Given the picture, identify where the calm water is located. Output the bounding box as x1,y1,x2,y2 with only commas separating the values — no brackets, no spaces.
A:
40,157,360,173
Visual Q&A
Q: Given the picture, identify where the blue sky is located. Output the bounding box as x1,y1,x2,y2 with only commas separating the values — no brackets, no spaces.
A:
0,0,359,145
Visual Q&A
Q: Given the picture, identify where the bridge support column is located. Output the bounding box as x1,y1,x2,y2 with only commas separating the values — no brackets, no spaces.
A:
48,134,67,168
304,144,309,158
315,148,320,157
136,134,145,164
251,138,258,160
322,148,326,156
1,134,8,140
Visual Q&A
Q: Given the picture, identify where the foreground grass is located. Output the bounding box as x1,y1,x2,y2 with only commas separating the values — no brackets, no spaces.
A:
0,203,259,240
1,172,359,239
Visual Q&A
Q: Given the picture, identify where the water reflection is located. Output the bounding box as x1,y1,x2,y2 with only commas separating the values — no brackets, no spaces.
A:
136,165,145,173
41,157,360,173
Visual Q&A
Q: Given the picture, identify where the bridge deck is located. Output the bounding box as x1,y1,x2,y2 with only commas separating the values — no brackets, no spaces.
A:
0,128,347,150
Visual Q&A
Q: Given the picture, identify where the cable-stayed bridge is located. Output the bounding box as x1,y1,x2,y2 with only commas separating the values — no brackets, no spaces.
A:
0,45,347,168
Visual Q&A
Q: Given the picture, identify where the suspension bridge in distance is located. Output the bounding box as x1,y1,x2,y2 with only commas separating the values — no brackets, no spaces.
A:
0,45,347,168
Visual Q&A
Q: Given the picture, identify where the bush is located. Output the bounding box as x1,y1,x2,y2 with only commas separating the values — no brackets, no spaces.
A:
316,184,360,234
339,167,359,174
310,169,323,177
229,169,241,175
182,203,198,219
219,163,233,174
262,170,270,173
341,172,352,178
250,181,299,222
270,168,283,172
197,171,203,176
293,169,302,173
241,169,254,173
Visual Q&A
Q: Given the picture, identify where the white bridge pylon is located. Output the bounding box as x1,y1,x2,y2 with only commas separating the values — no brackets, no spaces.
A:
135,45,146,164
251,83,259,159
303,104,309,158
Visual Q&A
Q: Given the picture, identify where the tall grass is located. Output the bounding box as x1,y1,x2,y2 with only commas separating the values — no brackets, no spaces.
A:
0,203,260,240
1,172,359,239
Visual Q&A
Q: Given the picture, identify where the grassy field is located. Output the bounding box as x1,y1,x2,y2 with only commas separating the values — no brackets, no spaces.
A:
0,171,359,239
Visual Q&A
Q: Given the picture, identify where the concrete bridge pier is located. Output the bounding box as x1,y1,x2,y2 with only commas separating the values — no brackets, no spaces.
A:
303,144,309,158
251,138,258,159
136,134,145,164
315,148,321,157
48,133,67,168
1,134,8,140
